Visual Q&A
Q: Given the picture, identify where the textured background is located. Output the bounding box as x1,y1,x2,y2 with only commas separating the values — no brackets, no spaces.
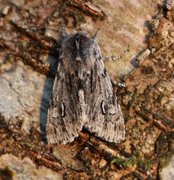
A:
0,0,174,179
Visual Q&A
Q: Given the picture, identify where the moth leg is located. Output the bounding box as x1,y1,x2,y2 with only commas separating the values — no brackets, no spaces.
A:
111,80,126,88
102,56,120,62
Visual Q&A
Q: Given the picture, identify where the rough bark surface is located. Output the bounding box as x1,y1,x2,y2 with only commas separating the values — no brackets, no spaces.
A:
0,0,174,179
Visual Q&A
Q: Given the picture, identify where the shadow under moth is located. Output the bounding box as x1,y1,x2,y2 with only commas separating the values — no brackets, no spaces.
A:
46,32,125,144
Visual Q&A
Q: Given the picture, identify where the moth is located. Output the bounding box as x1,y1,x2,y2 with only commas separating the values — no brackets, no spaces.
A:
46,32,125,144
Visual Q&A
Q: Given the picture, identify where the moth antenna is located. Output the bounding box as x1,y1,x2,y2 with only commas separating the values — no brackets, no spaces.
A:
59,51,64,59
92,29,100,40
60,28,68,39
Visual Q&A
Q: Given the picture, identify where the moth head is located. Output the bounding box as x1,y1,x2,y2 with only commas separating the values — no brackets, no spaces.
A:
75,32,102,63
61,31,102,72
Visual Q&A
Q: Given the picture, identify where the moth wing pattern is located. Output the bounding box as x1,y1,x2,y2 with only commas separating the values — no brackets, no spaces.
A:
85,58,125,143
46,62,85,144
46,32,125,144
